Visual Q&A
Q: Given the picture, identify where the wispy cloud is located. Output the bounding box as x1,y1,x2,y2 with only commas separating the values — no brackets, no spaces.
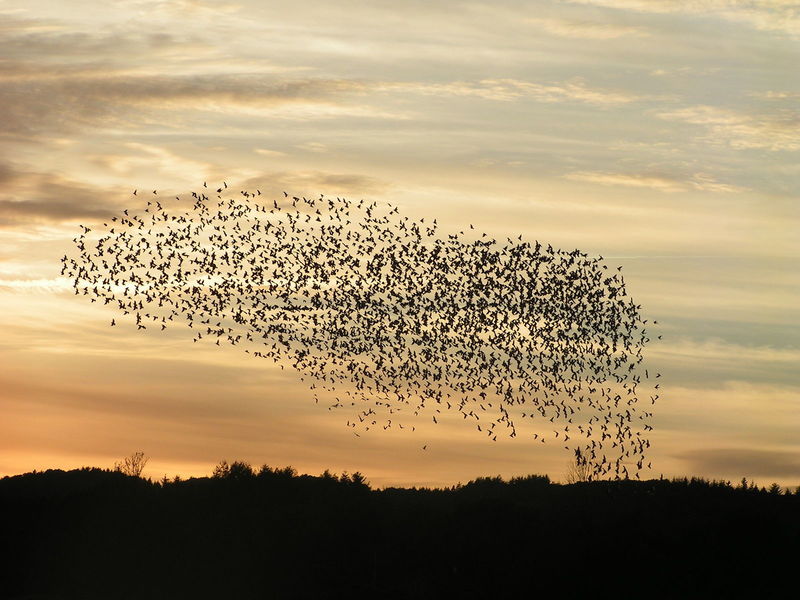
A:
379,78,643,106
565,0,800,38
0,69,641,139
240,170,391,196
0,162,122,227
0,13,220,70
1,73,386,136
657,105,800,151
124,0,243,19
295,142,328,153
0,277,72,293
91,143,215,182
253,148,287,157
652,338,800,366
751,91,800,100
0,161,388,228
676,447,800,480
525,16,649,39
564,170,745,193
566,0,741,11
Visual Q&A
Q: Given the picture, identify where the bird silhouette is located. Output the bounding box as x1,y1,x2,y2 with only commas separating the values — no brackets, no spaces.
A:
63,184,661,480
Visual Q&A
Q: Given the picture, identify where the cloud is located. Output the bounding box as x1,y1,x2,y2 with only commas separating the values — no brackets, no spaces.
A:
92,142,215,182
566,0,745,11
564,170,745,193
0,277,72,294
649,66,720,77
565,0,800,38
525,17,649,39
752,91,800,100
0,72,384,138
687,173,747,193
565,171,686,192
0,15,386,137
675,447,800,480
0,161,385,228
654,381,800,441
124,0,242,19
651,338,800,369
240,170,391,197
0,14,219,71
379,78,643,106
295,142,328,153
0,162,122,227
0,14,647,142
657,105,800,151
253,148,286,157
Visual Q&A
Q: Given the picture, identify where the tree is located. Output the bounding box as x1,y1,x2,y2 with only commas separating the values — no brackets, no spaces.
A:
213,460,230,478
114,451,149,477
213,460,255,479
565,456,592,484
346,471,370,488
228,461,255,480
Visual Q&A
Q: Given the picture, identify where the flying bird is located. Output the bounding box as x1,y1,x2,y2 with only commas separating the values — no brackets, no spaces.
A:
63,185,660,480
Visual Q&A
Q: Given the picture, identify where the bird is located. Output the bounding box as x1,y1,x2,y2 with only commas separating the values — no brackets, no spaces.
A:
63,183,659,480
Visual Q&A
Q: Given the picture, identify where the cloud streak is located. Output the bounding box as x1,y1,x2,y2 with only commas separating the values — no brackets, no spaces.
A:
564,170,745,193
676,447,800,480
657,105,800,151
0,69,647,140
0,162,122,227
240,170,391,196
378,78,644,106
0,73,388,138
565,0,800,38
525,16,649,39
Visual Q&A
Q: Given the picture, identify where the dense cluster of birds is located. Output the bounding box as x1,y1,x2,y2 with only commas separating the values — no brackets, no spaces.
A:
63,184,660,479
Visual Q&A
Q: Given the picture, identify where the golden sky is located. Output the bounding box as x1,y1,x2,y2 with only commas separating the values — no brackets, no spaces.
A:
1,0,798,487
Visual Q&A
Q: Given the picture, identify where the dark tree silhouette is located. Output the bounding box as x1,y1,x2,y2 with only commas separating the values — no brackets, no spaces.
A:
1,464,797,599
564,455,593,483
113,451,148,477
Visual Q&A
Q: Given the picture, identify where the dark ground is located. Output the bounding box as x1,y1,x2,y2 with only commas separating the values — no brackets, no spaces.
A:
2,465,797,599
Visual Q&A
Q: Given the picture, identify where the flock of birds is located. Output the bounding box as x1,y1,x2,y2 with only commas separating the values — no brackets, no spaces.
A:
63,184,660,479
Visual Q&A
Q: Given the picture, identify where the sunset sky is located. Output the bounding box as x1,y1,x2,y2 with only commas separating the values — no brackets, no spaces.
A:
1,0,798,488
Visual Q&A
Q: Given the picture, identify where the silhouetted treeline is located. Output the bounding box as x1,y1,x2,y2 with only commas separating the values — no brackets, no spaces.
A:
2,464,798,599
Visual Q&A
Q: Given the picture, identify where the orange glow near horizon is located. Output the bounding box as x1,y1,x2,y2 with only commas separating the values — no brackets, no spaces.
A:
1,0,798,489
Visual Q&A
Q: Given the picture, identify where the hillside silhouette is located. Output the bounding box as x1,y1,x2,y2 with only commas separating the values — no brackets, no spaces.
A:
2,464,797,599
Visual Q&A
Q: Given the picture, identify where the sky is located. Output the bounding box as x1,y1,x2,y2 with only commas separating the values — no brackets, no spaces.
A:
1,0,798,488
